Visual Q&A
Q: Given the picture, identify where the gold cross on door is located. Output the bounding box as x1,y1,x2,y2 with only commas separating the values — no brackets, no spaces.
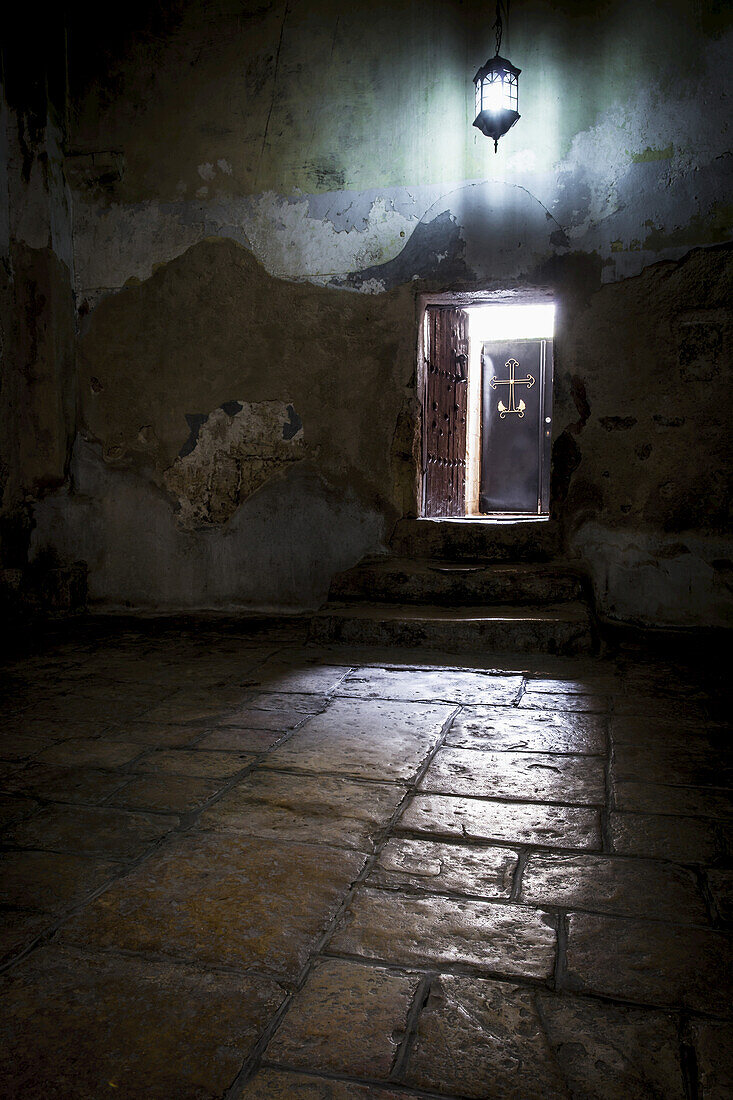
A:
489,357,535,418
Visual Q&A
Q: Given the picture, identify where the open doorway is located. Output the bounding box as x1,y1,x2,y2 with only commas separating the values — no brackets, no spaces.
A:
419,295,555,519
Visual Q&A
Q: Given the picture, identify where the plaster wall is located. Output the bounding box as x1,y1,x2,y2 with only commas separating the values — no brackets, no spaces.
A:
11,0,733,625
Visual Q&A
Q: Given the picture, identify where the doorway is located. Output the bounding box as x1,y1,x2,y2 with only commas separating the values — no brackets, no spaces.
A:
419,296,554,519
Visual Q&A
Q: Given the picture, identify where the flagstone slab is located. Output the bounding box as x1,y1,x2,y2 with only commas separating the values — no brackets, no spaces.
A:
134,747,255,779
239,1070,408,1099
231,692,329,716
329,887,556,978
690,1019,733,1098
521,852,708,923
267,700,453,781
0,734,53,762
337,667,522,704
536,992,685,1099
518,692,609,712
400,793,602,850
0,909,52,967
0,945,285,1099
0,851,118,912
244,661,352,695
106,722,203,746
613,742,732,788
614,781,733,819
199,769,405,850
369,837,518,898
609,810,724,862
403,975,569,1099
62,833,365,978
526,677,620,694
1,763,131,805
706,869,733,924
0,794,42,830
196,727,286,752
565,912,733,1013
110,773,224,813
419,747,606,805
448,707,607,754
35,738,146,769
8,805,179,859
268,958,420,1078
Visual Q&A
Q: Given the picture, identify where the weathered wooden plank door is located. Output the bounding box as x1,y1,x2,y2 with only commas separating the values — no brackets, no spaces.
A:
422,307,469,517
480,338,553,514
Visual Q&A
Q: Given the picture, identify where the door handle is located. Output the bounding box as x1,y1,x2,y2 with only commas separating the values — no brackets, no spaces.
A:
454,351,468,383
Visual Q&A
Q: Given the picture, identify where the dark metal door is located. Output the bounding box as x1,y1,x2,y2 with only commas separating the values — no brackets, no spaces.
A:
423,307,469,517
480,339,553,514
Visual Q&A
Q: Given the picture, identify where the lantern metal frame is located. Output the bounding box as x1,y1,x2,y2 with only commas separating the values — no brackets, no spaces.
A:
472,1,521,152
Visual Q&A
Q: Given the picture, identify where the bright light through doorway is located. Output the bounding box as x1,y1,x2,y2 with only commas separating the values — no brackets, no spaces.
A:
466,302,555,340
464,302,555,516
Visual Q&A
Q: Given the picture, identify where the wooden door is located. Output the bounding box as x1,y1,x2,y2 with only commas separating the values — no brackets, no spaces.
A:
480,338,553,514
422,307,469,517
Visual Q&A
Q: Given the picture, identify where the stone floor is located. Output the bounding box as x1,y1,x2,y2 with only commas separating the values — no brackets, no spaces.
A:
1,619,731,1099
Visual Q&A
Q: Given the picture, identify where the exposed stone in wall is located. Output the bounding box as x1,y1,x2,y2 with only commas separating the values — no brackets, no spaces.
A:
164,400,306,526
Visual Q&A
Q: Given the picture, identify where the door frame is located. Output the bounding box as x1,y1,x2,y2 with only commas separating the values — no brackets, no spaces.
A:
416,289,555,520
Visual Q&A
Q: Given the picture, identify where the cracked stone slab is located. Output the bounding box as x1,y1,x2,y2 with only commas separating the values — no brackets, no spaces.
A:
400,793,602,849
565,912,733,1013
62,833,365,978
0,851,118,913
403,975,569,1098
419,747,606,805
0,945,285,1099
329,887,556,978
239,1070,409,1098
536,992,685,1099
521,852,708,923
337,667,522,704
133,747,255,778
609,811,726,862
199,769,405,850
8,805,179,859
266,700,454,781
368,837,518,898
267,957,420,1078
448,707,607,755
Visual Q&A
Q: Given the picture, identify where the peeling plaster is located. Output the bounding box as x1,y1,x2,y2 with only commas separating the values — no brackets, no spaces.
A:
164,400,305,527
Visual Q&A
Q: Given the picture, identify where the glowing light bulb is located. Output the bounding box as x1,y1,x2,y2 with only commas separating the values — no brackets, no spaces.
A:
484,79,505,112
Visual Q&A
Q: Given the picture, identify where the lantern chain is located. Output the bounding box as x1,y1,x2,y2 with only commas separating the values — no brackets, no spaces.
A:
494,0,510,56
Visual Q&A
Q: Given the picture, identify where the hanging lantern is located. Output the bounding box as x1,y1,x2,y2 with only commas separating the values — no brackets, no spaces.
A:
473,2,521,152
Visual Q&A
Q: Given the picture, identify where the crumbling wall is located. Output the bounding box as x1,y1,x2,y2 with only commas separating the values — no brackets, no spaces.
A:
18,0,733,624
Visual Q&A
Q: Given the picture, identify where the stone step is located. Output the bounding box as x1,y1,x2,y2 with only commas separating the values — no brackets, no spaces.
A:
308,601,595,655
329,556,587,606
390,518,562,561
